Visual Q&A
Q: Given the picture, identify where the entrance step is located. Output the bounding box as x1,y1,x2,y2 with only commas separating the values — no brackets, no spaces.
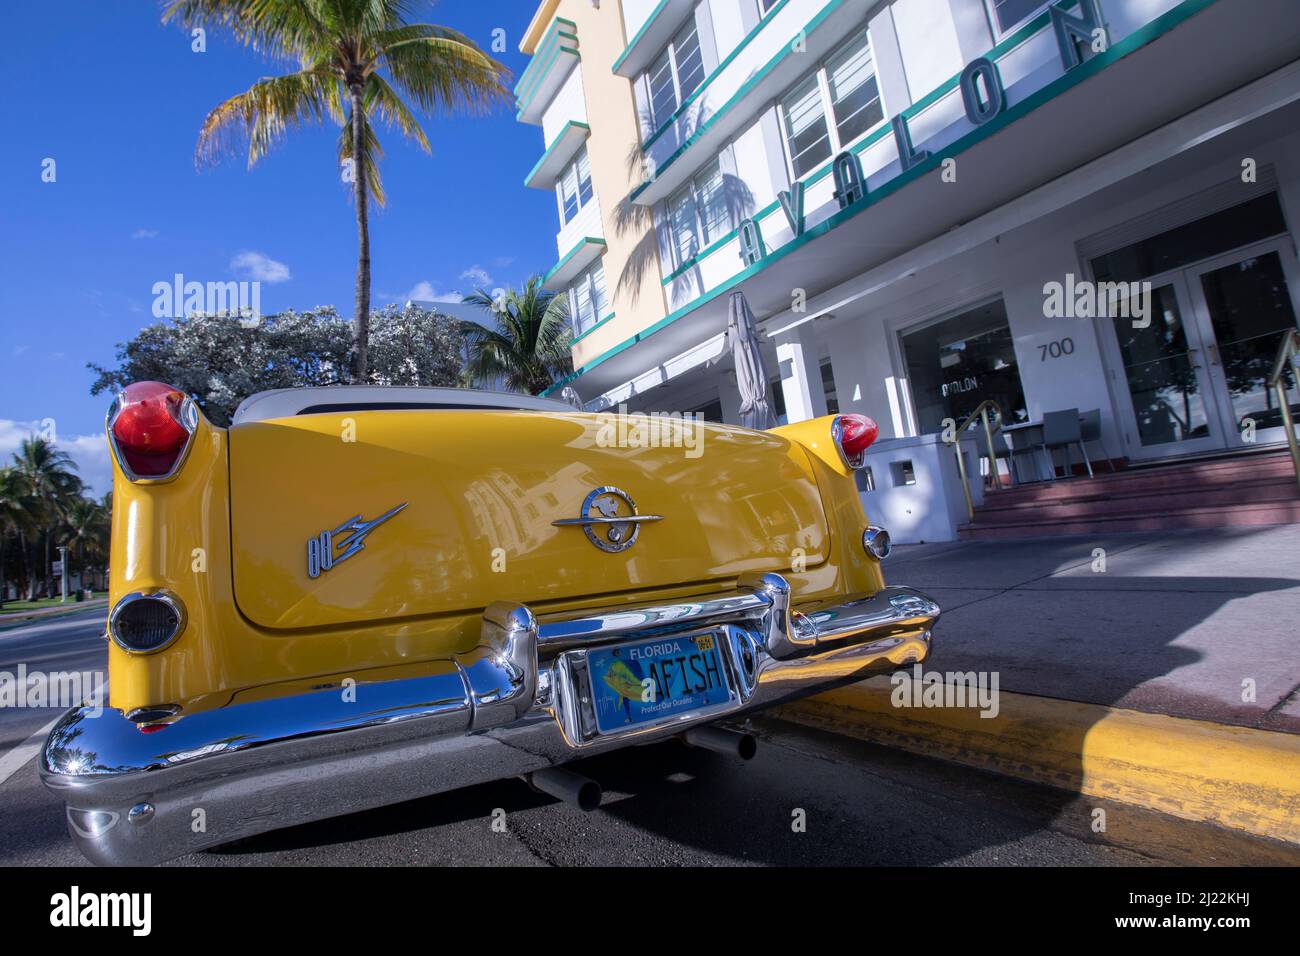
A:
958,450,1300,539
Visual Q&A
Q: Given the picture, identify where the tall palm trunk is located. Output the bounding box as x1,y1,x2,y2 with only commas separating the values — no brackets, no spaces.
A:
350,83,371,383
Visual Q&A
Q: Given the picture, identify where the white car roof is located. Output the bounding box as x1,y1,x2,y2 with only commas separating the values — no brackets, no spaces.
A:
230,386,574,425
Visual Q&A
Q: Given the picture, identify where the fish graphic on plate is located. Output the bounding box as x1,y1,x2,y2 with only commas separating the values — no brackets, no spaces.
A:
600,658,645,722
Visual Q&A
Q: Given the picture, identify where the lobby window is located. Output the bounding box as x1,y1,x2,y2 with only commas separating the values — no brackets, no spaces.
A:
985,0,1051,36
667,158,736,267
647,16,705,130
568,260,609,337
778,29,883,179
821,359,839,415
556,147,594,225
900,299,1028,434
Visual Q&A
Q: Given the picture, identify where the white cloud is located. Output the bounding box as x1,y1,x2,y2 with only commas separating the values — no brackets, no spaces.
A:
0,421,113,497
230,250,291,283
403,280,464,304
131,228,159,240
459,265,493,287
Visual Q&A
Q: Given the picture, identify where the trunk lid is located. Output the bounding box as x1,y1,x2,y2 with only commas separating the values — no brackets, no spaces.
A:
228,410,830,630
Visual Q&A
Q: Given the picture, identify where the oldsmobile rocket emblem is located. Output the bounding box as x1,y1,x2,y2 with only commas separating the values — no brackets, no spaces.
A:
307,503,407,579
552,486,663,553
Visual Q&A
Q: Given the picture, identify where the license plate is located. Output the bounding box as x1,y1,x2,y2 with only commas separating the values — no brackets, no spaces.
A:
587,632,731,733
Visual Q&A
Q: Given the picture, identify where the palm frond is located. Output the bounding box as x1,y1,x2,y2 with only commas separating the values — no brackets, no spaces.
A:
195,67,340,168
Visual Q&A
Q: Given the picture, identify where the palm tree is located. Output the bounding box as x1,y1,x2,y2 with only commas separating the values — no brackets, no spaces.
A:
163,0,510,381
462,279,574,395
0,468,35,604
58,497,110,595
12,438,82,599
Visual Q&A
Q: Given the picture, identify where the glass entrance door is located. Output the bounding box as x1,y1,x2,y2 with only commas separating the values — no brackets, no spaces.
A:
1105,239,1300,460
1108,276,1224,458
1186,242,1300,449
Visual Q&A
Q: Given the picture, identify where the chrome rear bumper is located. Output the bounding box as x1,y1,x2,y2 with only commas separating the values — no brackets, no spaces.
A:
40,574,938,866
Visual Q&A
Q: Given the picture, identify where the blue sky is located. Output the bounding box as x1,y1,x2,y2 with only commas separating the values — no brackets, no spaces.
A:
0,0,556,492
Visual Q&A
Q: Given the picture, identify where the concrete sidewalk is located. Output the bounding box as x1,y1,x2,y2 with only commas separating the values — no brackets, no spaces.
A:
778,525,1300,843
882,524,1300,734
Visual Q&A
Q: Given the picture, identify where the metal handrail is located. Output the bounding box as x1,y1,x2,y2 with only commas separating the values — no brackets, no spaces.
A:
947,400,1004,521
1267,328,1300,494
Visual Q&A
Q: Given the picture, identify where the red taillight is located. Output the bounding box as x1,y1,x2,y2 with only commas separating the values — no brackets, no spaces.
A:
832,414,878,469
108,381,197,480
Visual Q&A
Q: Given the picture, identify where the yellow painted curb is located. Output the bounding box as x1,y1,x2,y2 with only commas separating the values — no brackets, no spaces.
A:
779,676,1300,844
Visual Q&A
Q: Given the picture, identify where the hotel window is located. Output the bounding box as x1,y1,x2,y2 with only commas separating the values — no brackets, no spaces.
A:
757,0,780,13
557,147,593,225
984,0,1051,36
569,260,609,336
667,159,737,267
646,17,705,129
778,29,883,179
900,299,1028,435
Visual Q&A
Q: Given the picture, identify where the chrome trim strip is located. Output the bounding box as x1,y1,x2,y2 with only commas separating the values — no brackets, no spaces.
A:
42,576,938,866
551,515,665,526
108,589,189,655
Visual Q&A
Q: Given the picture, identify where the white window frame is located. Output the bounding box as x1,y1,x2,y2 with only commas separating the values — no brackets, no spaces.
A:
568,259,609,337
555,147,594,227
666,156,737,269
644,14,705,132
776,29,884,183
983,0,1053,38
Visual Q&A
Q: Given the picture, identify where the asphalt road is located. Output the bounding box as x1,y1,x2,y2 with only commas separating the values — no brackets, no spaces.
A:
2,609,1296,867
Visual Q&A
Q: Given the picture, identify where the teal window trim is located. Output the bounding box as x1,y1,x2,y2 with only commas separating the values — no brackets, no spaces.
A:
515,17,578,98
547,0,1221,397
515,48,581,121
524,121,592,188
640,0,792,154
658,0,1088,275
630,0,845,202
662,225,741,284
660,0,1072,258
544,237,607,285
515,29,581,118
631,0,1085,201
572,311,617,345
611,0,673,75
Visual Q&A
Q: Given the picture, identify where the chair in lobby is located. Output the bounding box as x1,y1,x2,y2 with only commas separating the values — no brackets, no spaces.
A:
1042,407,1093,479
1079,408,1116,472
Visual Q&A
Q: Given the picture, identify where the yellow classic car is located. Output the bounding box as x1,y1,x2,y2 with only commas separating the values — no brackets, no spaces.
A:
40,381,939,865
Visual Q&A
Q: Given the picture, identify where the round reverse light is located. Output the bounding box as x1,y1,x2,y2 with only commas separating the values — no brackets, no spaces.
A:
109,591,187,653
863,526,892,559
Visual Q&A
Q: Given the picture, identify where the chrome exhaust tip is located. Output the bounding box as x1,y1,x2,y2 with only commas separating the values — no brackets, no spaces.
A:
525,767,602,811
682,725,758,760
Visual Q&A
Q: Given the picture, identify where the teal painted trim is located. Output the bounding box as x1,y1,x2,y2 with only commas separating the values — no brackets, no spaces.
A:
515,48,581,122
611,0,672,75
662,226,742,285
514,32,580,114
572,311,617,345
651,1,1128,275
544,237,607,284
630,0,845,202
523,121,592,188
548,0,1222,396
632,0,1085,201
640,0,793,153
515,26,578,101
514,17,578,96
